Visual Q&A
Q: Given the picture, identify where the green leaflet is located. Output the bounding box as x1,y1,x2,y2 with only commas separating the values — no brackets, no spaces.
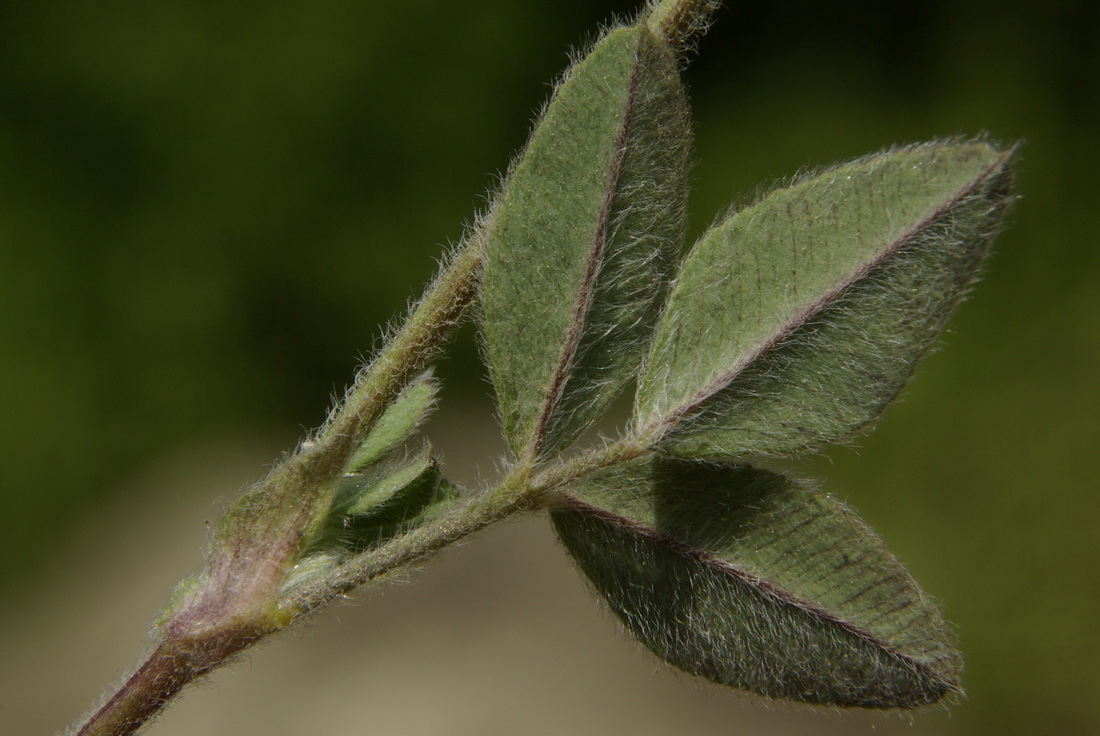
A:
341,449,436,517
340,452,457,552
313,449,457,554
635,141,1015,458
281,452,459,599
303,372,451,554
481,23,690,461
347,371,438,472
552,457,961,707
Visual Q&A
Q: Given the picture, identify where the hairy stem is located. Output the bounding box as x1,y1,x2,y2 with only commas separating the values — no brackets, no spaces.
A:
315,216,492,478
283,437,650,617
282,464,539,615
72,629,259,736
67,220,491,736
646,0,722,49
71,432,645,736
73,644,191,736
67,4,721,732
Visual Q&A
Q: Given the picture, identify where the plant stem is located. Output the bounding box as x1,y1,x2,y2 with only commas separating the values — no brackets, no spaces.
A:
71,429,646,736
646,0,722,49
67,220,491,736
284,437,651,616
283,465,538,615
66,2,715,726
73,645,186,736
315,216,492,477
72,622,263,736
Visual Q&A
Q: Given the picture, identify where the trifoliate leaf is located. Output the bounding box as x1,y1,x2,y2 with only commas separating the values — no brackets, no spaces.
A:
482,23,690,461
634,141,1015,458
552,457,961,707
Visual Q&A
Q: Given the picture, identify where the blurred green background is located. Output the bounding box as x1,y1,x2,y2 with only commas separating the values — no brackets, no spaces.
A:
2,1,1097,734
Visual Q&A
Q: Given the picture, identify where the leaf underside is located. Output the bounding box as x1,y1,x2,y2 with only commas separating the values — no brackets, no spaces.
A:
476,18,1015,714
482,23,690,460
552,457,961,708
636,141,1015,458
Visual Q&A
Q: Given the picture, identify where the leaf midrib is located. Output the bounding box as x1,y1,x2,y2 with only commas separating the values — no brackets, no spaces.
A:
641,151,1008,442
527,32,645,460
560,495,955,681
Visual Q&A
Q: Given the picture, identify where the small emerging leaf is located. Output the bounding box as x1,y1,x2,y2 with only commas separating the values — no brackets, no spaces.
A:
347,371,438,472
552,457,961,707
342,449,435,517
315,449,454,553
635,141,1015,458
482,23,690,461
298,370,451,554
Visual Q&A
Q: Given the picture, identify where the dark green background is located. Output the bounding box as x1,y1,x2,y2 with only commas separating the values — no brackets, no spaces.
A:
2,1,1097,734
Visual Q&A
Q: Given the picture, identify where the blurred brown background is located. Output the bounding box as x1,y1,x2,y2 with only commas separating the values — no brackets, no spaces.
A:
2,1,1097,734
